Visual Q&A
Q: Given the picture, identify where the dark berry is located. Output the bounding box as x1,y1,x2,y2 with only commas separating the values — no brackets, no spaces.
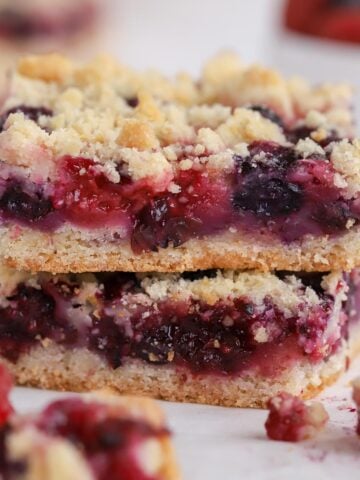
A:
313,202,352,231
0,184,53,222
89,317,127,369
0,284,76,362
126,97,139,108
0,106,52,132
131,198,199,253
233,178,303,217
136,324,175,365
249,105,284,128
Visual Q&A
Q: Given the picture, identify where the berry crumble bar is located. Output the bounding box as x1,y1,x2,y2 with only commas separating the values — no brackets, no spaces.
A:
0,54,358,273
0,265,356,408
0,381,180,480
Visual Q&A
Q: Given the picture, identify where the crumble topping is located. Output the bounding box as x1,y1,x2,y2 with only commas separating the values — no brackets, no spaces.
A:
295,138,325,158
330,140,360,198
216,108,287,146
304,110,327,130
0,53,355,186
139,270,342,318
0,265,343,324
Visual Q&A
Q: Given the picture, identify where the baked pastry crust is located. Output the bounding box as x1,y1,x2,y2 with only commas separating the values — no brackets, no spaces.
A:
2,225,360,273
1,344,348,409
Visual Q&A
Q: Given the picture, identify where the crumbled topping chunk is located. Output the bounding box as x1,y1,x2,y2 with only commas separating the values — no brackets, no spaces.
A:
265,392,329,442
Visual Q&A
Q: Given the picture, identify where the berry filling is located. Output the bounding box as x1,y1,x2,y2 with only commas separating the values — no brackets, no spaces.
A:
0,272,347,376
0,131,358,252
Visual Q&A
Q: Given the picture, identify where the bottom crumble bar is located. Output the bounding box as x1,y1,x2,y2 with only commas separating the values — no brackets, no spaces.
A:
0,389,180,480
0,267,358,408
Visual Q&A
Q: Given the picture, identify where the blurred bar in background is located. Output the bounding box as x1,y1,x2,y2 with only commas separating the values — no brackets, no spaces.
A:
0,0,106,68
284,0,360,44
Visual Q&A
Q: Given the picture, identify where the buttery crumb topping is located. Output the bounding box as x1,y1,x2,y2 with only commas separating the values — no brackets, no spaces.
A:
0,53,356,187
0,264,343,321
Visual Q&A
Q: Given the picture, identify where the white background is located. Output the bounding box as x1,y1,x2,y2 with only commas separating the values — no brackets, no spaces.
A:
98,0,360,114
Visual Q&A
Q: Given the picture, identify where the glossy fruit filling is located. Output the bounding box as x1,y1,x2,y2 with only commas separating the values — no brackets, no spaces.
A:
0,119,357,252
0,397,168,480
0,272,347,376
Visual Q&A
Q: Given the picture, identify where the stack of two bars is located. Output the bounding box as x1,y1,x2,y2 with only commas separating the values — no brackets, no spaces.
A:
0,53,359,408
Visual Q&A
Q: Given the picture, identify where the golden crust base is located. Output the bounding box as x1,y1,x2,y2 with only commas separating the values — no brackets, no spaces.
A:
2,226,360,273
2,345,349,409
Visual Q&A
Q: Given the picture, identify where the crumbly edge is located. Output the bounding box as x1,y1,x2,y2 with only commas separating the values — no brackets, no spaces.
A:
5,392,180,480
0,52,355,188
2,225,360,273
0,259,343,319
0,343,350,409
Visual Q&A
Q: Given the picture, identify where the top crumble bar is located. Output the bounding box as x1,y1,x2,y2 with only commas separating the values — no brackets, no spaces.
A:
0,53,359,273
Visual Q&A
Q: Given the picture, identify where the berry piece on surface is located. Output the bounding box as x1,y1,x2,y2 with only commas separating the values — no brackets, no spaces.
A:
265,392,329,442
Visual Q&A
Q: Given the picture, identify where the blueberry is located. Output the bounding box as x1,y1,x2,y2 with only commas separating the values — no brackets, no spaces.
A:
286,126,313,144
0,185,53,222
249,105,284,128
234,142,298,176
313,202,352,231
125,97,139,108
0,106,52,132
233,178,303,217
131,198,199,253
135,324,175,365
89,317,126,369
